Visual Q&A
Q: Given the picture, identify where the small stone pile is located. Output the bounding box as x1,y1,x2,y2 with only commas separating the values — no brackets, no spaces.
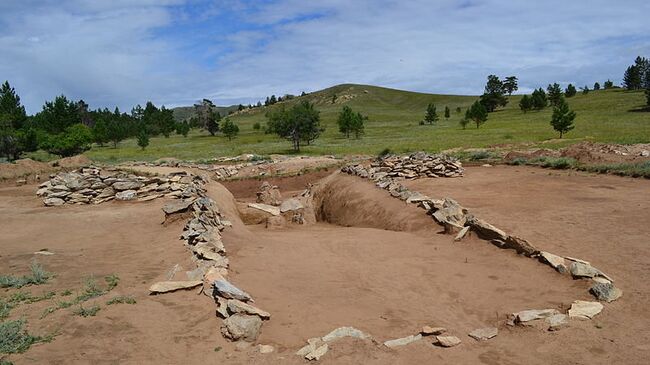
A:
129,159,259,180
371,152,464,179
37,167,198,206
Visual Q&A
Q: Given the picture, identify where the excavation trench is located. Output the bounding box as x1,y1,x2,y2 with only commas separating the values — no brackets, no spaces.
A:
216,171,588,348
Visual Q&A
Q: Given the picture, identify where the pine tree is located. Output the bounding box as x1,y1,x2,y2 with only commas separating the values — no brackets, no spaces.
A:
623,65,642,90
503,76,519,95
444,106,450,119
424,103,439,125
547,83,563,106
479,75,508,112
531,88,548,110
175,121,190,137
519,95,532,113
593,82,600,90
337,105,354,137
206,111,220,136
604,80,614,89
565,84,577,97
581,85,590,95
137,126,149,150
350,112,366,139
550,97,576,138
221,118,239,140
466,101,488,129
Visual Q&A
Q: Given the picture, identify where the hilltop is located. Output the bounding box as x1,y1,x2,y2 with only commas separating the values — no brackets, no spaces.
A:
91,83,649,162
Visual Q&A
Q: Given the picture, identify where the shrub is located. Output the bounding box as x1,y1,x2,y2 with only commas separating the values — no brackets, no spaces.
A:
72,304,100,317
0,263,51,289
469,150,492,161
377,148,393,159
106,295,136,305
0,319,45,354
40,124,93,157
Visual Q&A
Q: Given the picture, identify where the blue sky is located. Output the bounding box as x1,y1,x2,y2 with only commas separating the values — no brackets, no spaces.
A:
1,0,648,113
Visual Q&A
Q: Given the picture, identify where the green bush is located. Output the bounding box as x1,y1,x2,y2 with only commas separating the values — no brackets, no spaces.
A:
469,150,493,161
0,263,51,289
0,319,44,354
72,304,100,317
40,124,92,157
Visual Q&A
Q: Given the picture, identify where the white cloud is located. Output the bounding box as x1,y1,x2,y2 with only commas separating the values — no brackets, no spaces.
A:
1,0,648,112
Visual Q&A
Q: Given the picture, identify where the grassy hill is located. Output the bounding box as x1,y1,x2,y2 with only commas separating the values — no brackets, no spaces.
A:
172,104,240,122
85,84,649,163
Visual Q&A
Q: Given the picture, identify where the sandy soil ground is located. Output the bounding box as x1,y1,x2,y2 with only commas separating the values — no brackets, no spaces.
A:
2,165,649,364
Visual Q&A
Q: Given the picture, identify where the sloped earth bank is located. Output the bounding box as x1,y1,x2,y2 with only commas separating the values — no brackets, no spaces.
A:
2,166,649,364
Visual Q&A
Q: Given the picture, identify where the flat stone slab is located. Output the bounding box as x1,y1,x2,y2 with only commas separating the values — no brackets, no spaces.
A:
568,300,603,319
322,326,371,342
421,326,447,336
279,198,303,213
227,299,271,319
384,334,422,348
468,327,498,341
149,280,202,293
540,251,568,273
162,199,194,214
305,344,328,361
514,309,559,323
214,278,252,302
434,335,461,348
248,203,281,216
546,313,569,331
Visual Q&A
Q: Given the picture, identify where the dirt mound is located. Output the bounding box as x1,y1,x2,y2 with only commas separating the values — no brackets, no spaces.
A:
52,154,92,168
311,172,437,231
0,158,53,181
503,149,560,162
560,142,650,164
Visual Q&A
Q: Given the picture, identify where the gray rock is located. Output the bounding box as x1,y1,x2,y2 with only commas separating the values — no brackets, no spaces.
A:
540,251,568,273
112,180,144,191
590,282,623,302
43,197,65,206
321,326,371,342
148,280,202,293
384,334,422,348
466,216,507,241
568,300,603,319
421,326,447,336
227,299,270,319
163,199,194,214
115,190,137,201
570,262,601,279
468,327,497,341
514,309,559,323
305,344,328,361
214,278,252,301
221,314,262,342
279,198,303,213
434,335,461,347
546,313,569,331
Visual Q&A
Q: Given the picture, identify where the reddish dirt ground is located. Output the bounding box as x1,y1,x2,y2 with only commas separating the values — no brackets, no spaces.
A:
1,165,649,364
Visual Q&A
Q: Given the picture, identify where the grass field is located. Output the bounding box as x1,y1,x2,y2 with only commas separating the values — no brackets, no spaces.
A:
72,84,649,163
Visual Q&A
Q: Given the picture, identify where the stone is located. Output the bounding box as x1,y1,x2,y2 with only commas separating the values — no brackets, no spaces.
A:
305,344,328,361
467,216,507,241
384,334,422,348
215,296,229,318
16,179,26,186
256,182,282,206
514,309,560,323
570,262,601,279
96,186,115,199
421,326,447,336
454,226,470,241
138,194,163,202
568,300,603,319
162,199,194,214
44,197,65,206
322,326,371,342
258,344,274,354
214,278,252,301
221,314,262,342
148,280,202,293
248,203,281,216
406,192,429,203
546,313,569,331
227,299,270,319
540,251,568,273
434,335,461,348
115,190,137,201
112,180,144,191
296,338,324,357
590,282,623,302
279,198,303,213
468,327,498,341
501,235,538,256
